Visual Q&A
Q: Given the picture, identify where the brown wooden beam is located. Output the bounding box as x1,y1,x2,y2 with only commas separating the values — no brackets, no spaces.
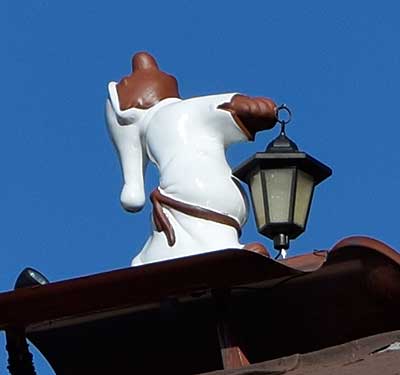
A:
213,290,250,370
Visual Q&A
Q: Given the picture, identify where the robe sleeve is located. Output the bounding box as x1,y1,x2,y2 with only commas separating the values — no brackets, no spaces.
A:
181,93,250,146
105,83,148,212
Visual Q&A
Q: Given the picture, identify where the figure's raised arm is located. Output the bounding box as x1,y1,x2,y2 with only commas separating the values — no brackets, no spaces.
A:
179,93,278,144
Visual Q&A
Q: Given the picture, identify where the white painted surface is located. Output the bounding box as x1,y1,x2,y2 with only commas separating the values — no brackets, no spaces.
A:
106,82,250,265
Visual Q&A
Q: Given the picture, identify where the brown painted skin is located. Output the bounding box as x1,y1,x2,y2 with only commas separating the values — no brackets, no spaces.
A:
116,52,277,139
116,52,180,110
243,242,270,257
218,95,277,140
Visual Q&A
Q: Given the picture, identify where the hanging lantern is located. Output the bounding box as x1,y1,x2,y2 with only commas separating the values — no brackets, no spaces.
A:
234,105,332,255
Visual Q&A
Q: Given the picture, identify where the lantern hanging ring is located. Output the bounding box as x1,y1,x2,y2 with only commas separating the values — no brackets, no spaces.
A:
275,104,292,135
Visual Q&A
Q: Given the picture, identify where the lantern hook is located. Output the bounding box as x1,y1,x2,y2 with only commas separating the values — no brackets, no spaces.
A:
275,104,292,135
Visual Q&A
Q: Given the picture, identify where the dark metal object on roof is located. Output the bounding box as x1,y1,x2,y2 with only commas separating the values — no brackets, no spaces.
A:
14,268,49,289
5,328,37,375
0,236,399,374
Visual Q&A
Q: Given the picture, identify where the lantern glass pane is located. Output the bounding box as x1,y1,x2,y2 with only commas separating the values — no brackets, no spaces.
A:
264,168,294,223
294,170,314,228
249,171,266,228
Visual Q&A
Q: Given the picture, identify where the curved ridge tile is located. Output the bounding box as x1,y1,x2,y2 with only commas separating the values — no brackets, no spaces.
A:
279,250,328,272
330,236,400,266
278,235,400,274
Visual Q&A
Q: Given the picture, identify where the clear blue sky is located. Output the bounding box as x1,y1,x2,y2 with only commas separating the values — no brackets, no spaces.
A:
1,1,400,372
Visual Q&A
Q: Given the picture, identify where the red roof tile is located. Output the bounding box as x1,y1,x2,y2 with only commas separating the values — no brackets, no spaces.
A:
0,236,399,374
203,330,400,375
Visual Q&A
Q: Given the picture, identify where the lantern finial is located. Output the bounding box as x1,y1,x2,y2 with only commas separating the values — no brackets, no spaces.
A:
266,105,298,153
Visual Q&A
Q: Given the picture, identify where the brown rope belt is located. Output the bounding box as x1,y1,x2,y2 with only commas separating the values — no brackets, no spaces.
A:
150,189,242,247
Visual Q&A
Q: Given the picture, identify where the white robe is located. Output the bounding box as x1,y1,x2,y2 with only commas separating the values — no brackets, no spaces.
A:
106,82,250,266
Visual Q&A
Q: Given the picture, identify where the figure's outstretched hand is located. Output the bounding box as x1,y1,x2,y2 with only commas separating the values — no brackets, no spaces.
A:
116,52,180,111
218,94,277,140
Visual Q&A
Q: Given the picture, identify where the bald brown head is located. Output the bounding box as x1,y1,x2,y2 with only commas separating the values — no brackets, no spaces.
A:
116,52,180,110
131,52,159,71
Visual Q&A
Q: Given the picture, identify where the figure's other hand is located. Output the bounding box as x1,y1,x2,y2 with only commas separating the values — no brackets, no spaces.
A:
116,52,180,110
218,94,277,140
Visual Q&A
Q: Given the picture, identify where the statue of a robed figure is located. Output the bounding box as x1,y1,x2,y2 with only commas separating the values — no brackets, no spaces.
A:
106,52,277,265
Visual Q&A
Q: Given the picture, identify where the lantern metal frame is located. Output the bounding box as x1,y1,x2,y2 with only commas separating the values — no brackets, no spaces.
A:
234,105,332,253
